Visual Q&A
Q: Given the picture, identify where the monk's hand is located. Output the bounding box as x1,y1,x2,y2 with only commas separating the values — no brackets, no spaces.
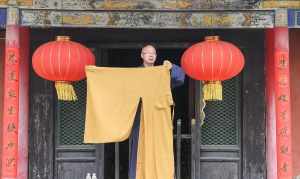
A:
163,60,172,70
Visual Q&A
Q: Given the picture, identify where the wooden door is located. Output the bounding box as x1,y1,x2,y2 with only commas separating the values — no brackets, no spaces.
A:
191,77,242,179
191,32,266,179
29,44,105,179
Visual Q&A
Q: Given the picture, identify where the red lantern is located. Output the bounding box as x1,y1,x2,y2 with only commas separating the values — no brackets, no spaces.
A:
181,36,245,101
32,36,95,101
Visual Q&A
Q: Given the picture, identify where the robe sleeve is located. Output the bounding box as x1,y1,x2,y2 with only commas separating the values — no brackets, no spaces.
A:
170,63,185,88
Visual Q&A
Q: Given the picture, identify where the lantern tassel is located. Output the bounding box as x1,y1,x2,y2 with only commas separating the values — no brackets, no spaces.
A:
55,81,77,101
203,81,222,101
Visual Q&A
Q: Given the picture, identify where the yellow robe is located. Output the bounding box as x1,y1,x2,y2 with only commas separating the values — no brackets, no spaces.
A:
84,63,174,179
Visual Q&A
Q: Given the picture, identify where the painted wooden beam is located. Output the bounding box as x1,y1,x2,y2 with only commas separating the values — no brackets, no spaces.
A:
2,0,300,10
20,9,274,28
0,0,261,10
261,1,300,8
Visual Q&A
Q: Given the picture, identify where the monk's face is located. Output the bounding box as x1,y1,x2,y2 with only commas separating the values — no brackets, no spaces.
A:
141,45,157,67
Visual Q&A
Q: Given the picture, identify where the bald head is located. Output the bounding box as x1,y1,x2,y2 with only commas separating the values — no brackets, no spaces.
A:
141,45,157,67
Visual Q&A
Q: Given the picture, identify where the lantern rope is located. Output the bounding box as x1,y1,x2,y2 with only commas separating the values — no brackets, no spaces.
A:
200,98,206,127
55,81,78,101
203,81,223,101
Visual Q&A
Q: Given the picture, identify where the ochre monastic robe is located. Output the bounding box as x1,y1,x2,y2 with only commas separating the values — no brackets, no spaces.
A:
84,63,174,179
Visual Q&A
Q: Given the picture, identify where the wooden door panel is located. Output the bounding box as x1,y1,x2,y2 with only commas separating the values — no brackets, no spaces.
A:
57,162,96,179
200,162,239,179
192,76,242,179
241,37,266,179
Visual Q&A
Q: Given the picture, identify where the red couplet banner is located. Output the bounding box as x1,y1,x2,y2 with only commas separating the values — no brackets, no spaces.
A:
274,51,293,179
1,47,20,177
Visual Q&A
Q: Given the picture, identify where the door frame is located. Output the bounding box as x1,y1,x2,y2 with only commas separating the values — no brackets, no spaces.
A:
29,32,266,179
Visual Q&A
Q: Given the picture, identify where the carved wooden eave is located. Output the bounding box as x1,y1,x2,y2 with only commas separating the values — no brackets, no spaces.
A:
0,0,299,28
0,0,262,10
19,9,275,29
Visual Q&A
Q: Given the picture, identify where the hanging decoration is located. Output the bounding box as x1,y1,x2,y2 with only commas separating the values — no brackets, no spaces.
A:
181,36,245,101
32,36,95,101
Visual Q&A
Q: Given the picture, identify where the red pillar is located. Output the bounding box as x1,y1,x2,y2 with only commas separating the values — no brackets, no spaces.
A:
290,29,300,178
1,25,29,179
17,27,29,179
1,25,20,179
266,27,293,179
0,30,5,178
266,28,278,179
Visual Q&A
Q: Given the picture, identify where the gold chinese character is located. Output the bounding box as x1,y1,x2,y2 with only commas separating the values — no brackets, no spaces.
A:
279,76,288,86
279,55,287,69
7,123,16,133
8,106,16,115
280,111,287,120
279,127,287,137
5,141,15,150
281,162,288,172
7,52,17,65
8,71,17,81
280,145,288,154
278,95,288,102
6,157,16,168
8,90,16,98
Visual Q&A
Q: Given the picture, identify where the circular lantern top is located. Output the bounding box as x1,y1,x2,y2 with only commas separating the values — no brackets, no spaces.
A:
32,36,95,101
181,36,245,81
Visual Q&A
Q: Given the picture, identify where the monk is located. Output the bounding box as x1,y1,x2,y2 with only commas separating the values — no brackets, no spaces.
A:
128,44,185,179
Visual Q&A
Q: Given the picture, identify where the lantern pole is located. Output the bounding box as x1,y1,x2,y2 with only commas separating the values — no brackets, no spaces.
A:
265,9,293,179
1,6,30,179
